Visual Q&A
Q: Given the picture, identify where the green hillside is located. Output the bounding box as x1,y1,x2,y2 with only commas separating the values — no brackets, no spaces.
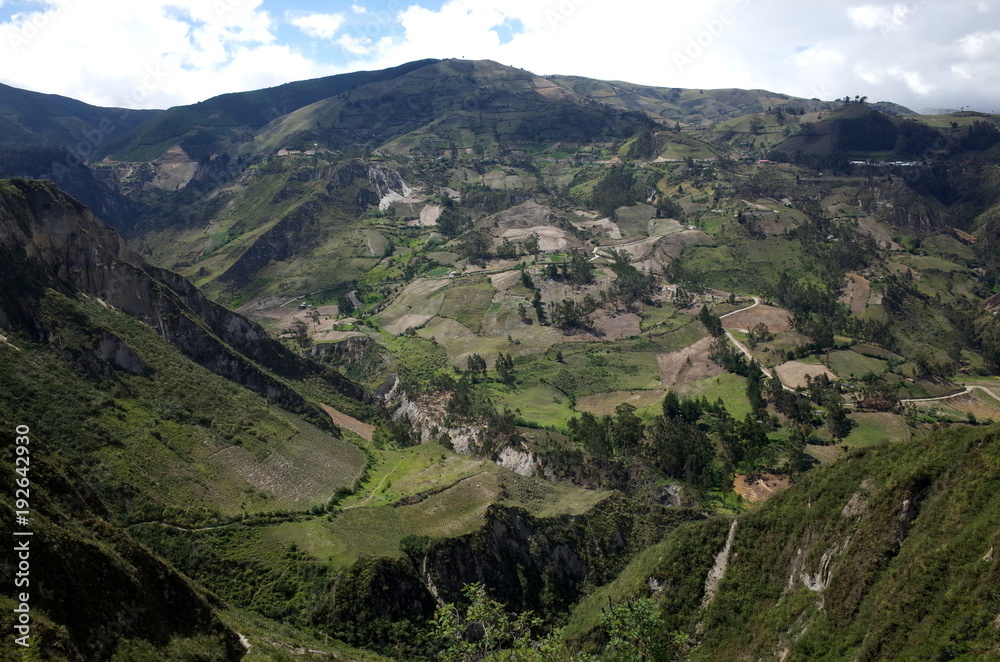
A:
3,59,1000,661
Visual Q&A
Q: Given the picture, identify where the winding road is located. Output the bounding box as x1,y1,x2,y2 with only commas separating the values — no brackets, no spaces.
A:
900,384,1000,404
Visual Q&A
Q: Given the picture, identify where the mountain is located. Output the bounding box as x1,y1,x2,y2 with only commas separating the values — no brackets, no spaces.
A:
0,178,385,659
0,81,160,148
4,59,1000,661
97,59,440,162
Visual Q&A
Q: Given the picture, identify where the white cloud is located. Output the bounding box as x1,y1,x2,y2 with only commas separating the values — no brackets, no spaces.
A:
288,11,346,40
0,0,337,108
887,66,933,95
847,3,917,32
338,34,372,56
0,0,997,113
959,30,1000,58
790,46,845,68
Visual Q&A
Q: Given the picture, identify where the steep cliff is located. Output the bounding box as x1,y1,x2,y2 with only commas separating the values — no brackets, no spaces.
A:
0,424,245,661
322,496,704,654
0,178,364,427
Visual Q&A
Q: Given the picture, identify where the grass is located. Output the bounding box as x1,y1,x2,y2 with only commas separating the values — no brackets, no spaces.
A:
895,255,966,273
842,412,911,447
222,609,393,661
437,279,497,332
488,383,577,428
672,373,752,420
257,442,613,569
575,390,665,418
800,350,887,379
3,291,367,525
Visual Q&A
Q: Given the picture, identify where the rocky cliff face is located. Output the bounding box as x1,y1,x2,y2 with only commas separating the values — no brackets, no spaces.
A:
0,178,364,427
323,496,704,651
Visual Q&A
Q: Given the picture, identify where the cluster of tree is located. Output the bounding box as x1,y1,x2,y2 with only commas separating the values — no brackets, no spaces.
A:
961,120,1000,151
495,352,515,386
766,273,846,347
592,166,639,218
544,250,595,286
549,297,598,331
896,119,942,158
795,213,879,277
567,403,647,460
460,184,516,213
458,231,493,264
438,196,472,237
373,413,419,449
698,305,725,337
431,584,682,661
768,104,807,116
747,322,773,348
656,195,685,221
627,129,658,160
604,250,658,309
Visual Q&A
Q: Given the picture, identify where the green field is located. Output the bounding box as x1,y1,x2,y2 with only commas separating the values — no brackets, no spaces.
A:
672,373,753,420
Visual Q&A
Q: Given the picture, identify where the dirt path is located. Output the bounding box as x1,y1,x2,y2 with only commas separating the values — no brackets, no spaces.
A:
343,457,405,510
900,385,1000,404
321,403,375,442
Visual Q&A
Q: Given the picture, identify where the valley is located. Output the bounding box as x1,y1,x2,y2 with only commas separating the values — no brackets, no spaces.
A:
1,58,1000,661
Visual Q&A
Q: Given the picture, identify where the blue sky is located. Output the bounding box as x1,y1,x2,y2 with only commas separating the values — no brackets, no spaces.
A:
0,0,997,113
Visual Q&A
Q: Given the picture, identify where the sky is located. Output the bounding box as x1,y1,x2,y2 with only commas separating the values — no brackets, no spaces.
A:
0,0,997,114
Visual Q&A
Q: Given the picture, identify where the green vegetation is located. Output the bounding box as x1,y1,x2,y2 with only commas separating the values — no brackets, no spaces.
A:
6,59,1000,661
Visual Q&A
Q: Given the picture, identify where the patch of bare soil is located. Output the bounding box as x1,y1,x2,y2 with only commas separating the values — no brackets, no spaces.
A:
774,361,838,389
734,473,790,503
857,217,902,251
150,144,199,191
605,235,662,261
653,229,714,261
501,225,581,252
721,304,792,333
321,403,374,442
488,270,523,293
939,393,1000,421
587,309,642,340
571,217,622,239
415,204,441,226
657,336,726,388
839,273,871,315
382,313,435,336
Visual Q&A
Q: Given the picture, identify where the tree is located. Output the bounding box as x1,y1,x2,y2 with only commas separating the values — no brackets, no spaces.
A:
307,309,321,329
698,305,724,337
467,353,487,376
568,411,611,460
432,584,589,662
337,293,355,318
531,290,546,324
603,597,681,662
496,237,518,259
290,318,311,349
523,233,540,256
609,403,643,455
460,232,493,263
495,353,515,386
